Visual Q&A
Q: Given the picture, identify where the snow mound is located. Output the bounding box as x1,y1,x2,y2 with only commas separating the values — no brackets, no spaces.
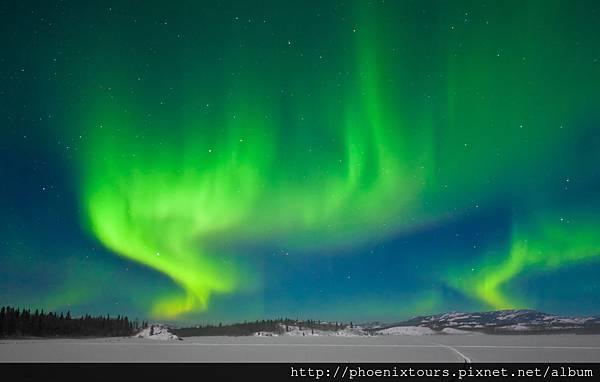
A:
499,324,531,332
136,325,182,341
335,327,366,337
254,331,279,337
377,326,436,336
281,325,327,336
441,327,476,335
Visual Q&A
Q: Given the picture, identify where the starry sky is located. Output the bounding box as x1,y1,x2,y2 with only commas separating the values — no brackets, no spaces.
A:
1,0,600,324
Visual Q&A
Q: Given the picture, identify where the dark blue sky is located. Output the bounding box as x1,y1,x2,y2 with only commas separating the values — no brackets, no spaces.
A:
1,0,600,323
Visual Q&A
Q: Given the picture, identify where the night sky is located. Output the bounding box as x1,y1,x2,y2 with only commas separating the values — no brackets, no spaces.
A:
1,0,600,324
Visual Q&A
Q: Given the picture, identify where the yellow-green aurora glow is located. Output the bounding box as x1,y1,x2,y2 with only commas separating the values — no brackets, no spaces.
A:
2,0,600,321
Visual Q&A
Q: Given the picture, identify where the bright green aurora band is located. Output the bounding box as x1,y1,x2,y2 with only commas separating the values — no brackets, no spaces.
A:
2,0,600,321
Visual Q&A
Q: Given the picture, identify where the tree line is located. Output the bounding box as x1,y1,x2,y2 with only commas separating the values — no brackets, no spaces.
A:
0,306,145,337
172,318,351,337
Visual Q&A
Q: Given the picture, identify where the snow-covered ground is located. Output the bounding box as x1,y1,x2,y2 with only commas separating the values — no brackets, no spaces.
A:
1,334,599,362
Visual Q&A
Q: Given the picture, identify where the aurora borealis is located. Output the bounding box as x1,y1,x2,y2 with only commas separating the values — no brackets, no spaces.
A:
1,0,600,323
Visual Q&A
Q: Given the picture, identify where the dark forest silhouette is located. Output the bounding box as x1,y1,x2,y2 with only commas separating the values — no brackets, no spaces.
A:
0,306,144,337
172,318,347,337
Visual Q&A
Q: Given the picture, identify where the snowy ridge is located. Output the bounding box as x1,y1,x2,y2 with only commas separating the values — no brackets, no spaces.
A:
377,326,436,336
380,309,600,333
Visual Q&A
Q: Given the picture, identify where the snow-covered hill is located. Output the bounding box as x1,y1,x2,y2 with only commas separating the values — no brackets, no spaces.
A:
376,326,436,336
136,325,182,340
379,309,600,333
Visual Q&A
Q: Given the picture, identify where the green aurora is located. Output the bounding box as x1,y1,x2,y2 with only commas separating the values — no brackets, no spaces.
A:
1,0,600,322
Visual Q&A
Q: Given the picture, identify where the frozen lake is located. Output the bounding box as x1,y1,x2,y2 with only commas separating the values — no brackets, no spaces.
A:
1,335,599,362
